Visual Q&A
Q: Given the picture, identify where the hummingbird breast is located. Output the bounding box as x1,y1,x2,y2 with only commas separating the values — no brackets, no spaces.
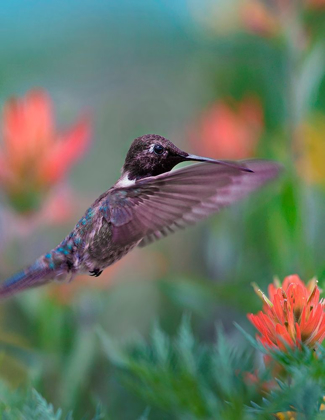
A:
81,215,138,272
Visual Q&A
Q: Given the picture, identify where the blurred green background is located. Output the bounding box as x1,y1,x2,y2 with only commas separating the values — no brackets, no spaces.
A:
1,0,325,418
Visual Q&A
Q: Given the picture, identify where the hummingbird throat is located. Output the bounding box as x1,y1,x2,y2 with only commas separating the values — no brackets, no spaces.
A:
115,172,136,188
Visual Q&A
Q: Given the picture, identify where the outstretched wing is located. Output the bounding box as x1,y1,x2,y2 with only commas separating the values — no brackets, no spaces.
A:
102,160,282,247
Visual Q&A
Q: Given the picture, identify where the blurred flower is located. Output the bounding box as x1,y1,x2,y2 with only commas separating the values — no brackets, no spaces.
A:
274,402,325,419
274,412,297,420
241,0,280,37
244,370,275,395
190,0,320,40
0,89,91,213
306,0,325,9
248,275,325,351
241,0,323,38
189,96,263,159
296,115,325,185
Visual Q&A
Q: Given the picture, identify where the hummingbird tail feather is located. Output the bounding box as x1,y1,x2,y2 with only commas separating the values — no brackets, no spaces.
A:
0,263,52,298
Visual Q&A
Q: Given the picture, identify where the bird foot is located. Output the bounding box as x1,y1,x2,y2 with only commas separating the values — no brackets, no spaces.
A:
89,268,103,277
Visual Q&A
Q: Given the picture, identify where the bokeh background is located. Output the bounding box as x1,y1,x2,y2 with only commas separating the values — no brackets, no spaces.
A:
1,0,325,418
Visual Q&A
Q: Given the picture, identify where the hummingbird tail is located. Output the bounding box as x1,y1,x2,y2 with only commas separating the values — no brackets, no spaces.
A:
0,262,52,298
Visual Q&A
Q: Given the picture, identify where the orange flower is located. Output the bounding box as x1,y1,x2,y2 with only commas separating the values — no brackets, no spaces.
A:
189,96,263,160
0,89,91,213
248,275,325,351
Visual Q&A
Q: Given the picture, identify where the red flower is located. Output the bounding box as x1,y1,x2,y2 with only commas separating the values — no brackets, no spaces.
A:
189,96,263,160
0,89,91,213
248,275,325,351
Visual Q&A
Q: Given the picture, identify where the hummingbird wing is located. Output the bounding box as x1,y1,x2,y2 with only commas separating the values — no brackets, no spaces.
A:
104,160,281,247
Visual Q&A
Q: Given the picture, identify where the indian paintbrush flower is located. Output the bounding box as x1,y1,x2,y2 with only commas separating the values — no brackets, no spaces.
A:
248,275,325,351
0,89,91,213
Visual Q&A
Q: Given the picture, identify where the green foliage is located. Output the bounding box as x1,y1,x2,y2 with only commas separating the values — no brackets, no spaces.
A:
0,383,104,420
243,345,325,418
100,318,256,420
101,319,325,420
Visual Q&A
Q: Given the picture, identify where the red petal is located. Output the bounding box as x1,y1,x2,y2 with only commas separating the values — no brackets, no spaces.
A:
38,117,91,185
282,274,305,292
248,312,278,345
2,89,54,168
259,335,275,349
272,292,285,324
295,323,302,348
310,323,325,345
267,283,277,301
275,324,294,350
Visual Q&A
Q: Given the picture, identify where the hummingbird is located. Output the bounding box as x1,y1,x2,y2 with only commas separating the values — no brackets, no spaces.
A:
0,134,281,298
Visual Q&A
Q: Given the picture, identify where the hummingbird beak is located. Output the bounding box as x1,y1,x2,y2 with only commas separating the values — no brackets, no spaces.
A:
184,154,254,173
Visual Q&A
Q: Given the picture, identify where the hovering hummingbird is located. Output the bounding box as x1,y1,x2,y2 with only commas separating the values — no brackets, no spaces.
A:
0,134,281,298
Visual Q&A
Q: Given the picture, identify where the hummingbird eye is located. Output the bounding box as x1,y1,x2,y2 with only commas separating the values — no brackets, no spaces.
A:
153,144,164,155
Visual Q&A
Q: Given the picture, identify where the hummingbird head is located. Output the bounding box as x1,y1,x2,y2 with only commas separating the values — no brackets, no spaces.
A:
121,134,253,182
122,134,190,180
